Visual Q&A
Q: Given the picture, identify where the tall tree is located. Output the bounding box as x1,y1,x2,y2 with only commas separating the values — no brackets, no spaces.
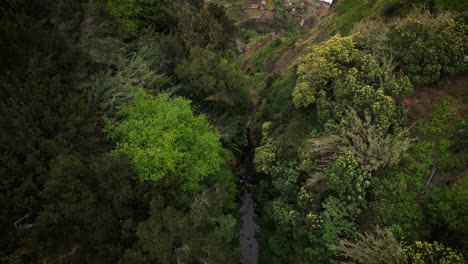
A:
106,91,231,193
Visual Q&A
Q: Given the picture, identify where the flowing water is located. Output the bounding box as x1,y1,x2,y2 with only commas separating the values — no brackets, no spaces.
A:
239,112,260,264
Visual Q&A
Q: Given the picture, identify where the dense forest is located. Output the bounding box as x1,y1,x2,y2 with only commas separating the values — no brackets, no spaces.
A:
0,0,467,263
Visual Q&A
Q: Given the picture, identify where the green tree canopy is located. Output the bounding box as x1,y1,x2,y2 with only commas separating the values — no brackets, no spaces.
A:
388,15,468,85
326,152,371,203
106,91,229,193
293,35,412,132
103,0,177,39
175,46,249,113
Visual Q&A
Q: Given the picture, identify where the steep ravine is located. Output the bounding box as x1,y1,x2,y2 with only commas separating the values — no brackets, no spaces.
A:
239,105,260,264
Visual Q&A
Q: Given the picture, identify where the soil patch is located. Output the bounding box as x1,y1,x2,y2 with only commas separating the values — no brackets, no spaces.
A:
401,76,468,121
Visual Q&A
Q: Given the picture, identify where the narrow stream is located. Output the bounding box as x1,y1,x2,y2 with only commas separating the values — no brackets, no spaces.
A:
240,112,260,264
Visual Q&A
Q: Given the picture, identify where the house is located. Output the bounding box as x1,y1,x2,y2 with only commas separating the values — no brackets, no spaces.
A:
284,0,293,7
299,18,305,26
249,3,259,8
300,2,305,6
261,0,267,5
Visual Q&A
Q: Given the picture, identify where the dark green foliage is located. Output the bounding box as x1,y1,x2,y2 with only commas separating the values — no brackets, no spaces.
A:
174,46,251,149
322,196,360,244
1,7,239,263
87,43,170,114
428,177,468,245
369,100,467,244
432,0,468,11
177,8,224,50
381,0,410,19
30,154,134,263
124,187,237,264
1,1,468,264
259,72,298,122
0,12,138,263
0,11,88,248
103,0,176,39
388,15,468,85
176,47,249,112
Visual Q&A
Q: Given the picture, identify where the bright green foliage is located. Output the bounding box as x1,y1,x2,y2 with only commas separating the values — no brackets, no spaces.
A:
106,91,227,192
293,35,412,132
413,99,466,172
255,122,278,174
332,68,398,131
293,35,357,108
404,240,466,264
326,152,371,203
428,177,468,241
175,47,249,113
3,1,468,264
388,15,468,85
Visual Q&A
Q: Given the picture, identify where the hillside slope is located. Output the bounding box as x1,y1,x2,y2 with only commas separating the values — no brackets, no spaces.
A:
249,1,468,263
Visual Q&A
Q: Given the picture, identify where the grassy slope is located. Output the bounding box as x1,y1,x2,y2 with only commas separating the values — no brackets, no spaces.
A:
317,0,407,39
317,0,468,39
